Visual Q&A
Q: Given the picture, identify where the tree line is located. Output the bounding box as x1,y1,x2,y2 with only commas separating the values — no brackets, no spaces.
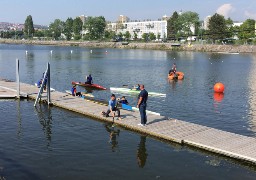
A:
167,11,256,44
1,13,255,44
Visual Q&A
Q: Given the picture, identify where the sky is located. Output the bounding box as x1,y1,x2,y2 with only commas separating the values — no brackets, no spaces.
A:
0,0,256,25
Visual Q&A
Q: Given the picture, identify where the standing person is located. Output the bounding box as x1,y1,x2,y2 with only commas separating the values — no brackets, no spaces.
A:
137,84,148,126
103,94,121,120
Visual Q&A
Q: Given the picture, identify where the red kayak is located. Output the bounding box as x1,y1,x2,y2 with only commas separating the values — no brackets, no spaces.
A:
72,81,107,90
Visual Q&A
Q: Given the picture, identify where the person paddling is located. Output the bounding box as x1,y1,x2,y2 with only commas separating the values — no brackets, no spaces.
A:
169,63,177,75
85,74,93,84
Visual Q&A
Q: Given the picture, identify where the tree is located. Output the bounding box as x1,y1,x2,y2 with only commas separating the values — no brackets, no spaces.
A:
149,32,156,40
133,32,138,40
118,32,123,38
167,11,179,40
73,17,83,40
157,33,161,40
238,19,255,42
84,16,106,40
34,30,44,38
64,18,73,40
124,31,131,40
177,11,200,38
104,30,115,40
49,19,65,40
208,13,227,43
225,17,234,38
142,33,149,42
24,15,35,38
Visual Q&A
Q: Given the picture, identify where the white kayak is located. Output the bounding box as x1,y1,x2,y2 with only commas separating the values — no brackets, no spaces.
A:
65,90,94,98
121,104,160,116
35,83,55,92
132,107,160,116
110,87,166,97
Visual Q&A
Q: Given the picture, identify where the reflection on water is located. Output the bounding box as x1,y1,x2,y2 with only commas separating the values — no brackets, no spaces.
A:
104,124,120,152
137,136,148,168
213,92,224,103
248,54,256,134
16,100,22,138
34,104,53,147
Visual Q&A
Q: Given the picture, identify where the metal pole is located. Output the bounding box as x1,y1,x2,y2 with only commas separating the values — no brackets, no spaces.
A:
47,62,51,105
16,58,20,98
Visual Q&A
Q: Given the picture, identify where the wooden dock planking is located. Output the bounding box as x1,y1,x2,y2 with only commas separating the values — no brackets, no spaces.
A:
1,79,256,165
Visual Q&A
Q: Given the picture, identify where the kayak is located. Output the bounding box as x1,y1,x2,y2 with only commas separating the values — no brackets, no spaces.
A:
35,83,55,92
65,90,94,98
72,81,107,90
121,103,160,116
168,71,184,80
110,87,166,97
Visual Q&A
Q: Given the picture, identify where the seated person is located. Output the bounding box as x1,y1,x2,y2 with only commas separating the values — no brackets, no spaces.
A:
85,74,93,84
71,85,81,96
169,63,177,75
132,84,140,91
37,79,42,87
102,94,121,120
118,96,129,105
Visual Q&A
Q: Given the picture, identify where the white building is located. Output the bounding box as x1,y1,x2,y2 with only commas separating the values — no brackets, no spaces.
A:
203,15,211,30
107,15,168,40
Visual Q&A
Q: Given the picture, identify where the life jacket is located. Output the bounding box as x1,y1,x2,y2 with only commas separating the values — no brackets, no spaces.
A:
71,87,76,96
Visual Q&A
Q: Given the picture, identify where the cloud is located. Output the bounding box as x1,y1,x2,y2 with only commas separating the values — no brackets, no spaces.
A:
245,10,256,19
216,4,235,17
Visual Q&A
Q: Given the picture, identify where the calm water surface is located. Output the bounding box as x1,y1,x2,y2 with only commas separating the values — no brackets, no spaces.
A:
0,44,256,179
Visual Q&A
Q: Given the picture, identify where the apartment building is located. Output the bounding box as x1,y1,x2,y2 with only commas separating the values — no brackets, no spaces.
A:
107,15,168,40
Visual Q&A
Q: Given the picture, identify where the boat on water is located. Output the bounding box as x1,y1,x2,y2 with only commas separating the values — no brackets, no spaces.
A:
72,81,107,90
217,52,239,55
168,71,184,80
121,104,160,116
65,90,94,98
110,87,166,97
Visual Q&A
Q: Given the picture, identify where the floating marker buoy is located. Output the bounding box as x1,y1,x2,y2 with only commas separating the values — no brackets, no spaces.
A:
214,82,225,93
71,50,73,53
25,50,28,54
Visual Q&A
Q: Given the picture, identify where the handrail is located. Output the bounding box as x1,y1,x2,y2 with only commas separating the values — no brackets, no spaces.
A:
34,62,51,106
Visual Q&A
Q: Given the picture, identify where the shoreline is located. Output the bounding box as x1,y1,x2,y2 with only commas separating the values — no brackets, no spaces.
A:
1,39,256,53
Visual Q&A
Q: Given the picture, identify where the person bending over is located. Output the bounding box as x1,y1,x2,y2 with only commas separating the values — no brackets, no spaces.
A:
103,94,121,120
71,85,81,96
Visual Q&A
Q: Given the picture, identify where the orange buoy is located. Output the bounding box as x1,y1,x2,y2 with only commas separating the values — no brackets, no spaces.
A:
214,83,225,93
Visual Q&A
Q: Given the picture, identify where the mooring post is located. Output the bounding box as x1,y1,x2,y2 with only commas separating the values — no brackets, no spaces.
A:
16,58,20,98
47,62,51,105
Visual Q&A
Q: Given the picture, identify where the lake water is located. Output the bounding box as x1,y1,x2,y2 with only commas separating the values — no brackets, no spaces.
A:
0,44,256,179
